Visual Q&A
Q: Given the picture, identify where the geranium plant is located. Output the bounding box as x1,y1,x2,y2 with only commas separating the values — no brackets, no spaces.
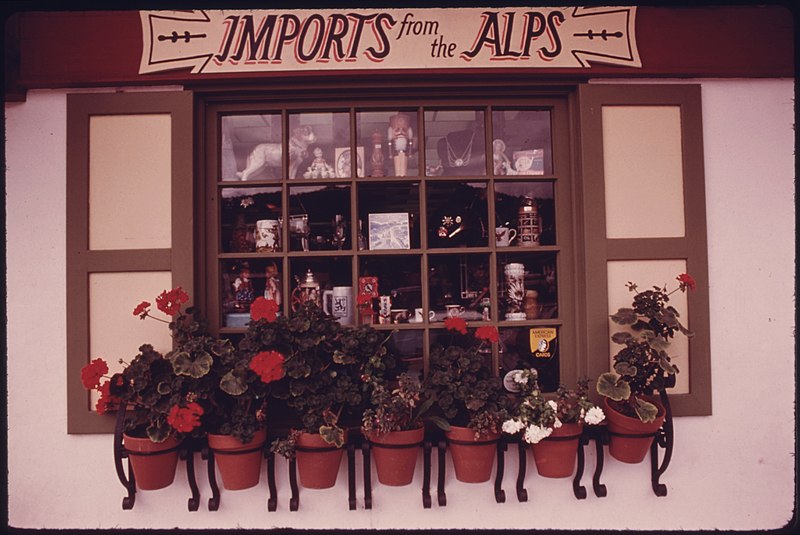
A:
423,317,509,437
81,287,220,443
502,369,605,444
202,297,284,444
238,299,380,457
597,273,696,423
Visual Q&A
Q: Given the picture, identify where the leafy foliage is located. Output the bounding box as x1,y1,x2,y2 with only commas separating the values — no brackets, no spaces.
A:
239,302,387,457
423,327,509,438
597,275,695,422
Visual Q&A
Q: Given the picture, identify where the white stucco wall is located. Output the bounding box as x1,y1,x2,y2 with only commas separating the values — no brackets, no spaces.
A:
5,79,795,530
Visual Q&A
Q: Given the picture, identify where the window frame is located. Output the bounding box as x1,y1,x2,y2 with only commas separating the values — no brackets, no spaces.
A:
577,83,712,416
66,91,194,434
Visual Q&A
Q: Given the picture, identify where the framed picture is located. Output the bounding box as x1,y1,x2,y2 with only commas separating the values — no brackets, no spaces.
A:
358,276,379,298
335,146,365,178
368,212,411,250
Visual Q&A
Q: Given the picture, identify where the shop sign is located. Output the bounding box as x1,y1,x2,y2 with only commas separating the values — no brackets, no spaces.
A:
140,7,641,75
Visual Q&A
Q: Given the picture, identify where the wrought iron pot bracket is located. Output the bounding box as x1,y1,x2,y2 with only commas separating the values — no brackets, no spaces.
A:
112,390,674,510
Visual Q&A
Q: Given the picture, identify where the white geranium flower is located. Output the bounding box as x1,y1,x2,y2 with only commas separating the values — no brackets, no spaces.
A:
547,400,558,411
553,417,562,429
584,406,606,425
502,419,525,434
512,370,528,385
523,424,552,444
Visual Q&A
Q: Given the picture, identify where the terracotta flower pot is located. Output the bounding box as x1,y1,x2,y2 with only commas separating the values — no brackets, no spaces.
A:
123,433,182,490
604,396,666,463
295,431,347,489
445,426,500,483
530,422,583,478
207,428,267,490
366,427,425,486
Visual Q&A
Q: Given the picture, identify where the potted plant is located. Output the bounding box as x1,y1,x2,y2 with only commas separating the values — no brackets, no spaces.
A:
423,317,510,483
201,297,284,490
243,300,373,489
361,368,442,486
80,287,214,490
502,370,605,478
596,273,695,463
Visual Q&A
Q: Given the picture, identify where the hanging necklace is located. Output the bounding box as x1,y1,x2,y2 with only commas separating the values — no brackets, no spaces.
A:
446,132,475,167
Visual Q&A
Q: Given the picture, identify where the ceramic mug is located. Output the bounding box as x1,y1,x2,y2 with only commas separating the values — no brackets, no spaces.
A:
390,309,410,324
445,304,465,318
495,226,518,247
414,308,436,322
254,219,281,252
323,286,353,325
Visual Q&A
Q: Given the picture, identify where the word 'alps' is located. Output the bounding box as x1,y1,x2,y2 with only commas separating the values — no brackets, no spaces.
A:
215,13,395,64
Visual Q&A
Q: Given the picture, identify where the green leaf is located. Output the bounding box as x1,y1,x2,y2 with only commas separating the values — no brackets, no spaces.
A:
146,419,171,443
172,351,213,379
319,425,345,448
611,331,633,344
596,372,631,401
634,399,659,423
610,308,637,325
428,416,451,432
332,349,355,365
659,354,678,375
220,370,248,396
614,361,637,377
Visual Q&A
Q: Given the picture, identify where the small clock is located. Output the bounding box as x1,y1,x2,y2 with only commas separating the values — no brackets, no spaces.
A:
335,146,365,178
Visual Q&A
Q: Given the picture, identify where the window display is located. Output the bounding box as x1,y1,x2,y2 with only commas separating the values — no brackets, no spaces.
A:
209,100,568,388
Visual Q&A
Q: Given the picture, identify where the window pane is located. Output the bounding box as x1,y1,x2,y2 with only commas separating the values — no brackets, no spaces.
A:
427,253,490,322
289,112,351,179
426,181,488,248
607,259,689,395
499,326,560,393
494,181,556,246
89,114,171,250
357,110,419,178
88,271,173,409
497,253,558,321
220,187,282,253
491,109,552,176
222,113,282,181
288,185,352,252
602,106,685,238
424,109,486,176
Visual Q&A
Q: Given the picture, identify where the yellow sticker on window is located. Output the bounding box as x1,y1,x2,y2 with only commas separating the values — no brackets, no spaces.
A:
530,328,557,358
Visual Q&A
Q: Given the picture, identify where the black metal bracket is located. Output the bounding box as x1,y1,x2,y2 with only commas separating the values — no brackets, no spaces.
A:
650,390,674,496
436,439,447,506
362,438,372,510
201,445,220,511
266,448,278,511
422,439,433,508
347,441,357,510
494,438,507,503
288,456,299,511
113,407,136,510
516,440,528,502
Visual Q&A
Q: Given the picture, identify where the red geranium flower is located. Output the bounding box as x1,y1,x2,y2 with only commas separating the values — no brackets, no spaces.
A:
95,379,121,415
81,358,109,389
249,350,286,384
133,301,151,319
251,297,279,322
475,325,500,344
676,273,697,292
155,287,189,316
444,316,468,335
167,402,204,433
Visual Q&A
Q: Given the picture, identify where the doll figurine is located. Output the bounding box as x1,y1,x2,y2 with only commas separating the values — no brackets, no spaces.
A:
388,113,413,176
303,147,336,179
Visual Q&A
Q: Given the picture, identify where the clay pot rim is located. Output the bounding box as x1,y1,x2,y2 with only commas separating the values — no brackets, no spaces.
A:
603,395,666,422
